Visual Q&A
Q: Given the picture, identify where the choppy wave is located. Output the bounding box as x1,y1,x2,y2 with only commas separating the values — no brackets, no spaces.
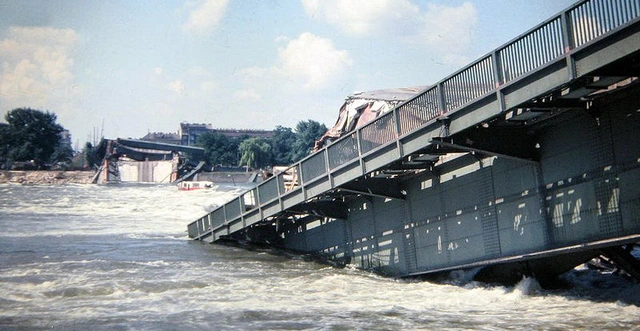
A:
0,183,236,238
1,183,639,330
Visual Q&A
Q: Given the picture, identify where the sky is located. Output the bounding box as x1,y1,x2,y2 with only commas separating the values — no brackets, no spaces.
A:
0,0,576,146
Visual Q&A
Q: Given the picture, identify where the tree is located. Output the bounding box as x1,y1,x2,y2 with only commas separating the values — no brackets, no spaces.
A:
270,125,296,165
50,143,74,166
196,132,240,166
3,108,64,167
189,120,328,170
0,123,13,169
83,142,101,169
291,120,327,162
239,137,272,170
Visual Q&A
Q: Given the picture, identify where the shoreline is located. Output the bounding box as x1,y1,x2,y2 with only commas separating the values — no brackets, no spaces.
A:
0,170,95,185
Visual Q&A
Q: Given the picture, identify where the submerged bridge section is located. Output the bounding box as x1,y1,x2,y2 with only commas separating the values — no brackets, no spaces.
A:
189,0,640,282
94,138,205,184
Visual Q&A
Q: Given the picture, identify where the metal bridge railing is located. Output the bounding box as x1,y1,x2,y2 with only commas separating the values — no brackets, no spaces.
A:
442,56,495,111
397,88,440,136
360,112,397,155
498,17,565,83
571,0,640,48
301,151,327,183
188,0,640,240
327,133,358,170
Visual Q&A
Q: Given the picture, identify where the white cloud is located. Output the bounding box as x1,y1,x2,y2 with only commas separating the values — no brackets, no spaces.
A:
227,33,353,130
238,66,268,83
167,80,185,95
274,35,290,43
187,66,212,77
0,26,79,115
182,0,229,35
302,0,418,37
249,32,352,90
233,89,262,101
152,65,216,109
302,0,477,65
413,3,477,53
239,32,352,91
199,80,217,93
279,33,352,89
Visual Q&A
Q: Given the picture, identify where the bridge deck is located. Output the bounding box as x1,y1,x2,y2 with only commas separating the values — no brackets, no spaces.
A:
188,0,640,270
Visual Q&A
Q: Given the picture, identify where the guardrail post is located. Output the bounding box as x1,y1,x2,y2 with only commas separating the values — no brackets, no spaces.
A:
561,10,576,79
239,197,246,229
298,163,308,200
323,148,334,188
491,51,506,113
277,172,284,210
356,129,366,175
393,107,404,158
491,51,504,88
436,82,447,115
257,186,264,222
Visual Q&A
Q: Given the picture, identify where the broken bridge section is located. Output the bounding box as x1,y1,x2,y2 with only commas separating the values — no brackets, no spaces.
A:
93,138,205,184
189,0,640,281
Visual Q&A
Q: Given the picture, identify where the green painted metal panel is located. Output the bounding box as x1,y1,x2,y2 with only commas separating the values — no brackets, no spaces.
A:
244,209,261,227
502,62,569,109
304,177,331,199
187,221,199,238
262,201,280,219
447,97,500,135
363,144,400,173
282,189,304,209
258,177,279,204
229,218,245,233
211,209,225,229
398,126,439,157
331,161,361,187
301,151,327,183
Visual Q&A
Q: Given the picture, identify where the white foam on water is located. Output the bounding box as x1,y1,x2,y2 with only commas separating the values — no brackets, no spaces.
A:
1,184,640,330
509,276,543,297
0,183,238,238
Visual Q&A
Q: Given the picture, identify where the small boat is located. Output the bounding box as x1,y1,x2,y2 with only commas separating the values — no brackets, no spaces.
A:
177,181,214,191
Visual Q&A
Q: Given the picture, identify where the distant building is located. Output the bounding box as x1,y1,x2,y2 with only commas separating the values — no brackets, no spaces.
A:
211,128,274,139
60,129,72,148
178,122,274,146
140,123,274,146
179,123,212,146
140,132,182,145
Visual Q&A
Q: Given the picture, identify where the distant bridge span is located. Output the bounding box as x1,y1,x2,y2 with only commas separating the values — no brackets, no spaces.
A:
93,138,205,184
114,139,204,158
189,0,640,284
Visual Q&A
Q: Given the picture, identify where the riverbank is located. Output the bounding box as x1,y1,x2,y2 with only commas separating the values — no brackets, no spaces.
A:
0,170,95,185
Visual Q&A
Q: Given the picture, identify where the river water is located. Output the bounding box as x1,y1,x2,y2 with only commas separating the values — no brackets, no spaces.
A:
1,183,638,330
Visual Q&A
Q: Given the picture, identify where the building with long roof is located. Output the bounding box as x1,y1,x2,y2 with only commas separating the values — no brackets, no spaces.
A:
141,123,274,146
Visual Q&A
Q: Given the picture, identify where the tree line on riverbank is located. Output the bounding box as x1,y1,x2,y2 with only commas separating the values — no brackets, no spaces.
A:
0,108,74,170
197,120,327,169
1,107,328,171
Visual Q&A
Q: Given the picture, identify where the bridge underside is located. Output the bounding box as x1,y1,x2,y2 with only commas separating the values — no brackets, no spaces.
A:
228,79,640,284
189,2,640,285
223,47,640,284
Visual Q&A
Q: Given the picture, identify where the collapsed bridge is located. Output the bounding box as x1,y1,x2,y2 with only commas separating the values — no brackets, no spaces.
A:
189,0,640,284
93,138,205,184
